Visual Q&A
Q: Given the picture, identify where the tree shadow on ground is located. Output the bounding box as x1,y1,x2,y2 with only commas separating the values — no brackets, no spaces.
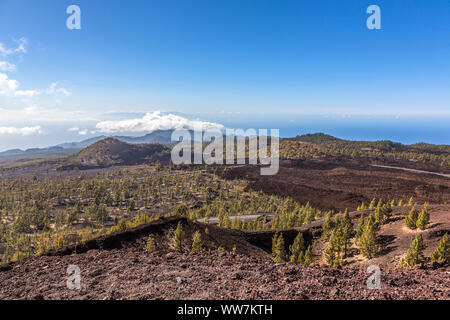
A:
377,234,397,256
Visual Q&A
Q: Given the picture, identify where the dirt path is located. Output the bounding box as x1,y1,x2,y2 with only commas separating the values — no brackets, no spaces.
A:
371,164,450,179
197,213,277,225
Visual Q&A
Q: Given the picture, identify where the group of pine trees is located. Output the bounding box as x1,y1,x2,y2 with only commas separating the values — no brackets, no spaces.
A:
2,161,301,263
323,200,395,267
271,232,312,266
323,210,353,267
404,203,430,231
172,222,205,254
357,196,412,212
430,233,449,264
357,212,380,259
280,136,450,167
211,198,326,232
401,233,449,267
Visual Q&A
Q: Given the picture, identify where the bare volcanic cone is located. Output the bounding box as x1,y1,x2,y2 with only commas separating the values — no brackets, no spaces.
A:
58,138,171,170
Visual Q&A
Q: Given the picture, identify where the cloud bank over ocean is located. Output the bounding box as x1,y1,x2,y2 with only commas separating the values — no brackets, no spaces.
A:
95,111,225,134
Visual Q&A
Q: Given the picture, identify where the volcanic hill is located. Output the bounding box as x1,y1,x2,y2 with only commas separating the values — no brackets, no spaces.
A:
59,138,171,170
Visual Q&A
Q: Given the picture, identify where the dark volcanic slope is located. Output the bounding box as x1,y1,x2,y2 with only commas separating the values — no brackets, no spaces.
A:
0,216,448,300
0,248,448,300
221,159,450,212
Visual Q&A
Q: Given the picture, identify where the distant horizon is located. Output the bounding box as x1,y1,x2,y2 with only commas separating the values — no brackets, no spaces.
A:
1,113,450,153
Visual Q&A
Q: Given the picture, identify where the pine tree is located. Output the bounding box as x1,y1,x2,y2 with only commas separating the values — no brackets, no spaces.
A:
404,207,419,230
430,233,449,264
369,198,377,209
191,230,204,253
272,233,279,258
56,234,64,249
321,211,334,240
272,233,287,263
325,228,343,267
304,245,313,266
366,212,379,231
355,214,365,242
289,233,305,264
401,234,426,267
375,203,392,225
382,203,393,222
408,196,414,206
376,199,383,209
374,207,383,225
173,221,185,252
342,209,352,231
146,235,156,252
359,218,378,259
333,222,349,258
416,208,430,231
325,242,337,267
35,234,49,256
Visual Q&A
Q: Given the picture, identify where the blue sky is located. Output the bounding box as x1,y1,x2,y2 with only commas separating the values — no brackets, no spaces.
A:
0,0,449,150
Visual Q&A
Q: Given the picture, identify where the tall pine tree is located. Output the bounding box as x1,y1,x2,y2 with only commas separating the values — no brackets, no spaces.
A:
173,221,185,252
401,234,426,267
430,233,449,264
289,233,305,265
404,207,419,230
359,216,379,259
416,207,430,230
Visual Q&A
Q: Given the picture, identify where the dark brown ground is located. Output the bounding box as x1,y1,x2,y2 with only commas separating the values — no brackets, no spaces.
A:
0,215,448,300
0,248,448,300
221,159,450,212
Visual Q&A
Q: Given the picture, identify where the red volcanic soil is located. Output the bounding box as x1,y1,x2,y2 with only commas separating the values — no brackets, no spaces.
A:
220,159,450,212
0,216,448,300
1,249,448,300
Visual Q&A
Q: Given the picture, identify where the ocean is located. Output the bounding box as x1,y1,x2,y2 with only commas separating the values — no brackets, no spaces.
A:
219,115,450,145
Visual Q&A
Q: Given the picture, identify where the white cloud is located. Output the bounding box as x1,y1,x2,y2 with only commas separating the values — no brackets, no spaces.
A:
24,105,38,114
15,89,40,97
0,39,71,102
0,38,27,57
95,111,225,133
78,129,88,135
0,106,98,123
0,72,18,95
46,82,71,96
0,61,16,72
0,72,40,97
68,127,91,135
0,125,42,136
